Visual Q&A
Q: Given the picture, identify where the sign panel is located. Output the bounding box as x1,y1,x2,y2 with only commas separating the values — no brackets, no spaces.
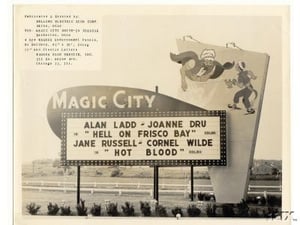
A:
47,86,208,139
47,86,227,166
61,111,226,166
174,39,270,203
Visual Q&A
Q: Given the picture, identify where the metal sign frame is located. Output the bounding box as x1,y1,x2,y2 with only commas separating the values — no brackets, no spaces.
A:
61,110,227,167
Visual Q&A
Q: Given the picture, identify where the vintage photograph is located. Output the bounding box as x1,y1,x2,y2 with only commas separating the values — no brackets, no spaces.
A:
13,4,290,224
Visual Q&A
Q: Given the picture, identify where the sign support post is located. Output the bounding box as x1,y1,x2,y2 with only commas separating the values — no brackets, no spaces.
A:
153,86,160,203
153,166,159,202
190,166,194,201
77,166,81,204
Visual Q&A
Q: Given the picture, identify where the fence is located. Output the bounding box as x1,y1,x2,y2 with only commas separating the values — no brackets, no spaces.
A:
22,180,281,197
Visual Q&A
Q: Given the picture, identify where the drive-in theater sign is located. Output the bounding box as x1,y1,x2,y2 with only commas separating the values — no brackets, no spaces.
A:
47,40,269,203
47,86,226,167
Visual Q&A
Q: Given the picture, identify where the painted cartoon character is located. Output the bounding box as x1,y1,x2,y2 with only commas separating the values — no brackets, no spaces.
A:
170,49,235,91
227,61,257,114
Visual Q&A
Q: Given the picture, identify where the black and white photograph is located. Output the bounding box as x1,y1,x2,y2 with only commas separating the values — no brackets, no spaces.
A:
12,4,292,225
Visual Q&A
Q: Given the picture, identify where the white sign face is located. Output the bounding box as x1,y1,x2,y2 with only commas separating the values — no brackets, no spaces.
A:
61,111,226,166
175,39,270,203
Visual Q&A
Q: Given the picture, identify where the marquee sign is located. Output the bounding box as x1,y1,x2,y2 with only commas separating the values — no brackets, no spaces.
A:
47,86,227,166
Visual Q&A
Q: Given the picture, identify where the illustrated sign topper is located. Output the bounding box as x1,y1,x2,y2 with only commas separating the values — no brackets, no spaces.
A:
173,39,269,203
47,86,227,166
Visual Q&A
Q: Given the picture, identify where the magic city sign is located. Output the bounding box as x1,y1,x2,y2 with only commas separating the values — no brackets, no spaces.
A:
47,86,227,166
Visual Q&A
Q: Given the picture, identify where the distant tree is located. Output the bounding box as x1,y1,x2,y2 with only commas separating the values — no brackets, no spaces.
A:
271,168,279,176
250,167,253,176
52,159,61,168
52,159,72,175
110,167,122,177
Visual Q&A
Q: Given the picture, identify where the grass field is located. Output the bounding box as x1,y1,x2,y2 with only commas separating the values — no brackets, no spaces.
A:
23,189,197,216
22,175,281,216
21,162,282,217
